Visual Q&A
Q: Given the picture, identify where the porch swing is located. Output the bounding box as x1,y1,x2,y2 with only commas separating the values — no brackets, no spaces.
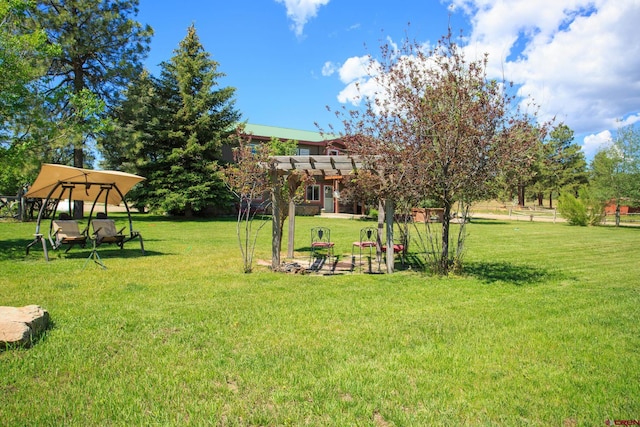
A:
25,164,146,261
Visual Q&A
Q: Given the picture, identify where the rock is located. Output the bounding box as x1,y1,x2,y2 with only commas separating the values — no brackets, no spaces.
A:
0,320,31,347
276,262,307,274
0,305,50,349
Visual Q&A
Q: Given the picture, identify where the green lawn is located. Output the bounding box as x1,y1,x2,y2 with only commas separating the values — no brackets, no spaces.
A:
1,215,639,426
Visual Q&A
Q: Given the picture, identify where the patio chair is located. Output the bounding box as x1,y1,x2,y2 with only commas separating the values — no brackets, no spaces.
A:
92,213,126,249
351,226,380,273
381,231,408,267
310,227,335,270
51,213,88,253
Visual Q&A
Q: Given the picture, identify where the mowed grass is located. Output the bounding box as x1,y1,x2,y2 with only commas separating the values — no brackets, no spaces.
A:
1,214,639,426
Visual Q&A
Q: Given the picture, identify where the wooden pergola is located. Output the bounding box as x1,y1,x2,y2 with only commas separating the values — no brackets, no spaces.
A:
270,155,362,176
268,155,398,273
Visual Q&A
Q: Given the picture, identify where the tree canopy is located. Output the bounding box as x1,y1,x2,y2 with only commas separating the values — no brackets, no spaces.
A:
1,0,152,204
590,123,640,225
100,24,240,216
29,0,151,216
0,0,57,194
333,30,543,274
530,123,587,208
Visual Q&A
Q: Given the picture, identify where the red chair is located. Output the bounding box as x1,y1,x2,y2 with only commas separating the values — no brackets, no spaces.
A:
310,227,335,270
381,233,407,267
352,227,380,273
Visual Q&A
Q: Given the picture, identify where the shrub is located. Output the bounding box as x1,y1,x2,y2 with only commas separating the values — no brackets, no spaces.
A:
558,188,605,226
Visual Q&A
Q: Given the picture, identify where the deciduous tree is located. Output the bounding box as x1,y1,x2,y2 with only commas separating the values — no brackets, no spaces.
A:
223,127,311,271
333,30,543,275
590,123,640,226
223,129,271,273
0,0,57,194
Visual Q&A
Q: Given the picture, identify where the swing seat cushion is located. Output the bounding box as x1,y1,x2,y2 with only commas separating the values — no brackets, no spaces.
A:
92,219,125,244
52,220,87,243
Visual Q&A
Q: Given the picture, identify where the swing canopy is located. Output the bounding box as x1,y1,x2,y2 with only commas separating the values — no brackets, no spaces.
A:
25,163,144,205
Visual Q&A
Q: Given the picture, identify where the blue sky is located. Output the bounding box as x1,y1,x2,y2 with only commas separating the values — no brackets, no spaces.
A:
137,0,640,159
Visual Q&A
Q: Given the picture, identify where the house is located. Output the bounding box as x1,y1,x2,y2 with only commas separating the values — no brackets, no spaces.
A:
222,124,360,216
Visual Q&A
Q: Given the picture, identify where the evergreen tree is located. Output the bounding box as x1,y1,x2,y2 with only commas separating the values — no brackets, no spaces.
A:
31,0,152,216
537,124,587,208
104,25,240,216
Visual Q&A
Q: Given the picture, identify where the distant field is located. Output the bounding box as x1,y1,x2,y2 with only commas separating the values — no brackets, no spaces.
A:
1,215,639,425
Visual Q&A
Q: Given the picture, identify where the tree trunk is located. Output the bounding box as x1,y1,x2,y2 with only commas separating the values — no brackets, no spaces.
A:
73,147,84,219
517,184,526,207
549,191,553,209
384,199,394,274
271,203,282,270
184,203,193,218
537,192,543,206
377,200,385,271
73,60,85,219
441,202,451,275
616,202,621,227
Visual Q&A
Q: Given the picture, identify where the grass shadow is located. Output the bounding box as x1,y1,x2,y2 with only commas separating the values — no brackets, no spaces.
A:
59,247,166,260
463,261,567,286
468,218,510,226
0,238,36,262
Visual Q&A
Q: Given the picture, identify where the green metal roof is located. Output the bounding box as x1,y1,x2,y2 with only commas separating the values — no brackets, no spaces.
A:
243,123,336,142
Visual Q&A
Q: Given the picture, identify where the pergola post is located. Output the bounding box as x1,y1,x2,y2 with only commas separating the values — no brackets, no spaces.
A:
287,200,295,258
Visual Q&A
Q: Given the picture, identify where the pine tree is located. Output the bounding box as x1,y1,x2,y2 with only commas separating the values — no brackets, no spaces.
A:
538,124,588,208
106,24,240,216
31,0,152,216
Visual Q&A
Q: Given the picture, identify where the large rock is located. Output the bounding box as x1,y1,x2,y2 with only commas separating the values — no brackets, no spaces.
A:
0,305,50,349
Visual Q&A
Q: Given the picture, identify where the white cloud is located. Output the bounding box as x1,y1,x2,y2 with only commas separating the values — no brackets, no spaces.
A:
328,0,640,156
454,0,640,136
582,130,613,158
337,77,382,106
617,113,640,128
333,56,387,107
322,61,337,77
338,55,377,84
275,0,331,37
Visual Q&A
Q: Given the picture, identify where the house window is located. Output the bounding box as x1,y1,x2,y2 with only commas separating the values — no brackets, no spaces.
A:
297,147,310,155
327,149,340,156
306,185,320,201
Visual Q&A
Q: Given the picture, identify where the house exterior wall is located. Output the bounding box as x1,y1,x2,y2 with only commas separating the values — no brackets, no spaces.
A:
605,203,640,215
224,124,353,216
